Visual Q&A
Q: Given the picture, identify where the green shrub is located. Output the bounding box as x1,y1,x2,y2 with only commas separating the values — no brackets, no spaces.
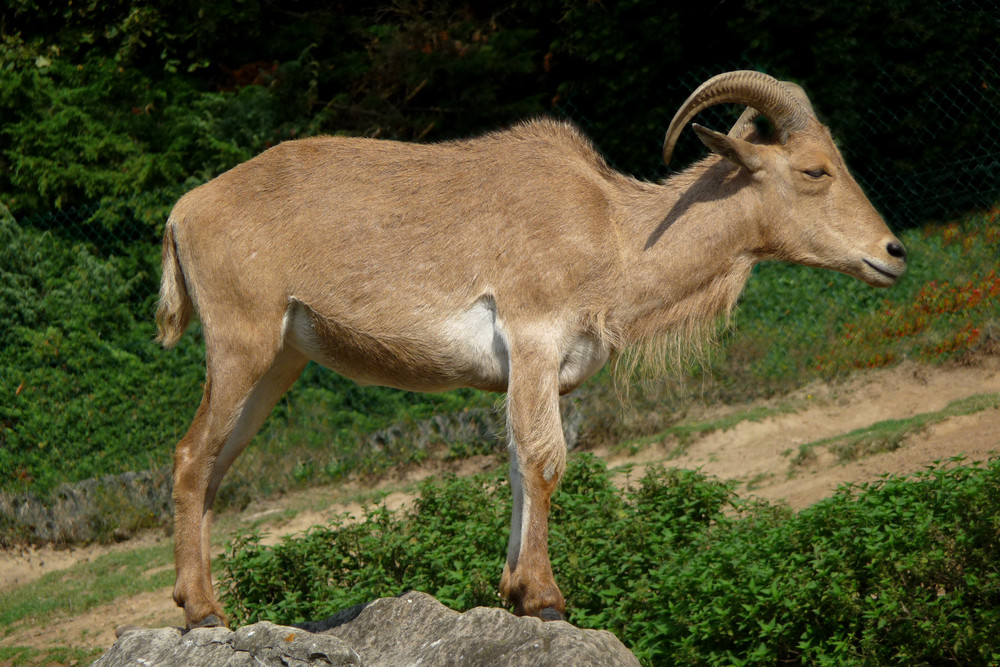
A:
221,455,1000,665
0,217,206,494
634,460,1000,665
219,470,511,625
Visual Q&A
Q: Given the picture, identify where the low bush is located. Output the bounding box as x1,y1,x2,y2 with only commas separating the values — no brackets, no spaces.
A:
221,454,1000,666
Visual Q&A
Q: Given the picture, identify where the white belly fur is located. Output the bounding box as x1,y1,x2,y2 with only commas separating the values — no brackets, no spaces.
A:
441,294,511,389
441,297,609,393
557,332,610,393
283,295,609,393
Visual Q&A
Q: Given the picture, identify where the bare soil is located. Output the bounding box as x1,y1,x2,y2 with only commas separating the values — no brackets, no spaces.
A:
598,359,1000,507
1,360,998,659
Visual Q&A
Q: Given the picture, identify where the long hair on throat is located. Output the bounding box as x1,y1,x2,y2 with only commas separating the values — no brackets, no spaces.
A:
610,263,751,395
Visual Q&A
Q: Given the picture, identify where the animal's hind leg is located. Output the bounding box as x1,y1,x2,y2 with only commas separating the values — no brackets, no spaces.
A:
172,342,307,629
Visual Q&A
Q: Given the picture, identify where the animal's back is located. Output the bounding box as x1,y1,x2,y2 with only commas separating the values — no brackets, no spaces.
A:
168,119,622,323
163,119,621,391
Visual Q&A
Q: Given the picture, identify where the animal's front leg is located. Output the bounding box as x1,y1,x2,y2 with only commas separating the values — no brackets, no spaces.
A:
499,335,567,620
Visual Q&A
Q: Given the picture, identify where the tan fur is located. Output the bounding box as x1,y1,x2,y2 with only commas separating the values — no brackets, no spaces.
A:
154,223,192,349
157,94,906,628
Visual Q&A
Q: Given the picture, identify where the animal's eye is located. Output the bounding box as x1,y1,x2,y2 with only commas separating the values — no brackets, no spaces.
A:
804,168,828,179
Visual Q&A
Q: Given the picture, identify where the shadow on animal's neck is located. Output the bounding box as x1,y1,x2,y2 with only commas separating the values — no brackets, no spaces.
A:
614,159,759,345
644,158,748,250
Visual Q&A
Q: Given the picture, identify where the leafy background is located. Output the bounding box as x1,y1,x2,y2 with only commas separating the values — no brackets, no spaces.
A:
1,2,999,664
2,0,998,498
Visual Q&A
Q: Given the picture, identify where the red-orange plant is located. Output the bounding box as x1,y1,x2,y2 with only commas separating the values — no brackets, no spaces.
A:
814,211,1000,374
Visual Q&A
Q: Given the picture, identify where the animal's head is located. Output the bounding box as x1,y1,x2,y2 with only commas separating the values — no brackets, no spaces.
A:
663,71,906,287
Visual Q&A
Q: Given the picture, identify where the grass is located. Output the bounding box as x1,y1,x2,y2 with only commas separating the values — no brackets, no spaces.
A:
0,645,102,666
0,542,174,630
744,471,774,491
792,392,1000,466
614,401,804,457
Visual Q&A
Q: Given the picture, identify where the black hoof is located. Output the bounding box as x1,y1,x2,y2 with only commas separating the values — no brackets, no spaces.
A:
188,613,225,630
538,607,564,622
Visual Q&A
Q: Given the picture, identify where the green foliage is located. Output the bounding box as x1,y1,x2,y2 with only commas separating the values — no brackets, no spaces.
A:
637,458,1000,666
222,455,1000,665
6,0,994,223
0,43,261,222
0,216,205,493
0,2,551,224
713,207,1000,396
219,471,510,625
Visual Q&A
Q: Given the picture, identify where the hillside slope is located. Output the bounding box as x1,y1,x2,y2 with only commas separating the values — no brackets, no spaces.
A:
1,359,998,661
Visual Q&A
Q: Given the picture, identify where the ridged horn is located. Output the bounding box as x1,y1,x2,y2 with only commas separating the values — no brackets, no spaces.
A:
728,106,760,140
779,81,817,118
663,71,811,165
727,82,817,139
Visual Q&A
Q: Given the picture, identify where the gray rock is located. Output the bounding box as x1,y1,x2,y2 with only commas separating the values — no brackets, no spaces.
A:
94,621,362,667
322,592,640,666
1,469,173,545
92,592,639,667
366,408,504,457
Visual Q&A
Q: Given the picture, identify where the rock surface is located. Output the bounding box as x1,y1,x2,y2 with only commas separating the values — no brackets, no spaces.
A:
92,591,640,666
95,621,362,666
2,469,173,544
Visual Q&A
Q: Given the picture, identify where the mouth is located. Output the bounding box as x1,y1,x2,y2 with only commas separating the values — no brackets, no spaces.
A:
863,258,904,286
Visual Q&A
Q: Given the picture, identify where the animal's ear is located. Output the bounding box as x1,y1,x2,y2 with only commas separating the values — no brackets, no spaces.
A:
692,124,764,173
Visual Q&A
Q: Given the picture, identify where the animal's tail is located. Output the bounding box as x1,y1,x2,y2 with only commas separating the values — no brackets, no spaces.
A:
155,218,193,348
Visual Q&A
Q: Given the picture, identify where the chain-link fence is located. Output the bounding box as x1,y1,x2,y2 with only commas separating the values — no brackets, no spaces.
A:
558,32,999,231
824,25,998,228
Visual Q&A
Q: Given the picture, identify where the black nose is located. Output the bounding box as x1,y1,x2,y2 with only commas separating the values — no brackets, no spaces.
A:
887,241,907,260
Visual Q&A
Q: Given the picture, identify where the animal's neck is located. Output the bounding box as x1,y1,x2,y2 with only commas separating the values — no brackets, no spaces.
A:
608,158,761,345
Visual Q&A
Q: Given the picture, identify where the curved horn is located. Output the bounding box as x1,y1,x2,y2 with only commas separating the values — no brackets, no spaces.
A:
727,81,817,140
663,71,810,165
778,81,817,118
728,106,760,140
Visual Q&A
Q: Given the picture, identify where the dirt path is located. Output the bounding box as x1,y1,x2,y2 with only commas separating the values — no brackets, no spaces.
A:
597,361,1000,507
1,360,998,659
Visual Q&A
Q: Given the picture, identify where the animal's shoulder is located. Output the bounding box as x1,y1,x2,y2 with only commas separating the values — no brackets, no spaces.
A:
484,117,601,157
